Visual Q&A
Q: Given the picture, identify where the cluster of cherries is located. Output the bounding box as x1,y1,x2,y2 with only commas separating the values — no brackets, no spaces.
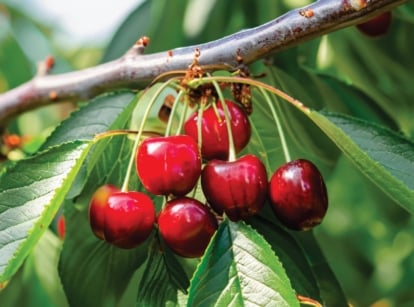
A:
88,99,328,258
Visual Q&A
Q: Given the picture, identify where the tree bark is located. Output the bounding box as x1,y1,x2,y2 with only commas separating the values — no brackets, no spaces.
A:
0,0,405,128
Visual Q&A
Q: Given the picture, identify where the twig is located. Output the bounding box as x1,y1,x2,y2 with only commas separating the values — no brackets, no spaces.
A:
0,0,405,129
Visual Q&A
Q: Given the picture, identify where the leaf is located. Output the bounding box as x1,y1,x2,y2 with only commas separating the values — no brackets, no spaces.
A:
294,232,349,307
187,220,299,307
40,91,137,199
41,91,136,149
0,230,68,307
307,110,414,213
136,237,189,306
247,216,321,301
0,141,92,283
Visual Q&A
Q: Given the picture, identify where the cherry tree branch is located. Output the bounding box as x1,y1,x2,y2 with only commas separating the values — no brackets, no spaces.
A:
0,0,405,128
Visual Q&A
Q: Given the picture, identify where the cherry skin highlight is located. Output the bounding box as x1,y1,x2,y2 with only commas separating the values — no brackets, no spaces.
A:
184,99,251,160
88,184,119,240
201,154,268,221
157,197,218,258
269,159,328,231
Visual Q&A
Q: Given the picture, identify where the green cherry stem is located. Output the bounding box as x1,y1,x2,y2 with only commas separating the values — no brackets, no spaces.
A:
165,90,185,136
175,94,190,135
196,98,206,153
94,129,163,141
121,81,177,192
210,78,236,162
259,87,291,163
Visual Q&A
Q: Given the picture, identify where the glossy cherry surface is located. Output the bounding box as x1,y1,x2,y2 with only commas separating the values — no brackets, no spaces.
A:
89,185,155,249
356,11,392,37
136,135,201,196
201,154,268,221
184,99,251,160
157,197,218,258
269,159,328,231
88,184,119,240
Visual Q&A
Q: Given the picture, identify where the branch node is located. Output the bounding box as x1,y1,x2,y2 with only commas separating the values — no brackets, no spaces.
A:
344,0,368,12
36,55,55,76
299,9,315,18
125,36,150,58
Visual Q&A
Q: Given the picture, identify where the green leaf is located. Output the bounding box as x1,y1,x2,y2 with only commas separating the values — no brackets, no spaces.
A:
294,232,349,307
0,230,68,307
41,91,136,149
308,111,414,213
247,216,321,301
136,238,189,306
187,220,299,307
41,91,137,199
0,141,91,283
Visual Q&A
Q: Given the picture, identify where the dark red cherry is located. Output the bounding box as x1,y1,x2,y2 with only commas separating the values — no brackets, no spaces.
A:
356,11,392,37
184,99,251,160
269,159,328,231
201,154,268,221
89,185,155,249
157,197,218,258
136,135,201,196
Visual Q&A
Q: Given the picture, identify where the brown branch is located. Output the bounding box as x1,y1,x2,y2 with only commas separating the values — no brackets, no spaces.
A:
0,0,405,129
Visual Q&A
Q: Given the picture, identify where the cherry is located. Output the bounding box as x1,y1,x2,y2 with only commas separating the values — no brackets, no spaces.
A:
184,99,251,160
136,135,201,196
157,197,218,258
356,11,392,37
269,159,328,231
201,154,268,221
89,185,155,249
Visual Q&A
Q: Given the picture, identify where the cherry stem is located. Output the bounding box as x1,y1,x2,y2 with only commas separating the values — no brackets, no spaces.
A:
259,87,291,162
210,78,236,162
175,94,190,135
165,89,185,136
94,129,163,141
121,81,176,192
196,99,206,153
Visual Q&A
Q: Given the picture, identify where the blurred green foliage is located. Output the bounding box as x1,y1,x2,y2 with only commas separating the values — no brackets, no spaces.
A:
0,1,414,306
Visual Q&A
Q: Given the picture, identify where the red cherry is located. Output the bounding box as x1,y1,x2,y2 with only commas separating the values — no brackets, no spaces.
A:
88,184,119,240
57,215,65,239
184,99,251,160
104,191,155,249
136,135,201,196
201,154,268,221
269,159,328,231
157,197,218,258
88,186,155,249
356,11,392,37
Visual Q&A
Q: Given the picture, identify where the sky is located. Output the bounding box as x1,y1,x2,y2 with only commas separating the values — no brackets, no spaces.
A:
17,0,143,46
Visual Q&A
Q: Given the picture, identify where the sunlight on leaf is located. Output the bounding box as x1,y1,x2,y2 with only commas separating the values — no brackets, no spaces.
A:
0,141,91,283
